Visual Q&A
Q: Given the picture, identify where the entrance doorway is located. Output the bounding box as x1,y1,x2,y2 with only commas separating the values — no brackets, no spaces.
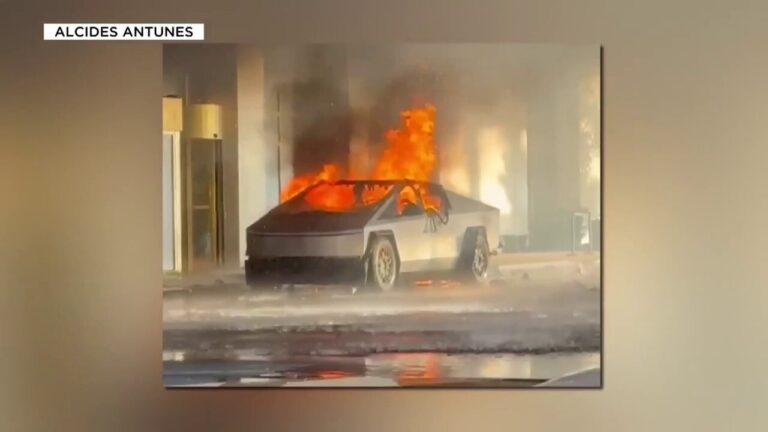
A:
186,138,225,272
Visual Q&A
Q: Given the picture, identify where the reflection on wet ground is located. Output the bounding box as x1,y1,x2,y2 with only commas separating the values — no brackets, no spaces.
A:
164,255,601,388
164,352,600,387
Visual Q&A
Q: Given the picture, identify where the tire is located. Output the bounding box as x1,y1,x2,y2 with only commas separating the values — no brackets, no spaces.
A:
367,235,399,292
459,229,490,283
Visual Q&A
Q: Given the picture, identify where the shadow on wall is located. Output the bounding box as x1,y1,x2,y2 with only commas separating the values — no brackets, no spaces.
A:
284,46,353,176
290,78,353,175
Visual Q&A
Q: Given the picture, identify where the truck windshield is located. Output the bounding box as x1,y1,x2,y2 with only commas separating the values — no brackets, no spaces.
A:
276,183,394,214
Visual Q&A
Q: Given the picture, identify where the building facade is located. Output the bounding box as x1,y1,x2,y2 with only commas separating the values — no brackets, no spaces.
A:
161,44,601,274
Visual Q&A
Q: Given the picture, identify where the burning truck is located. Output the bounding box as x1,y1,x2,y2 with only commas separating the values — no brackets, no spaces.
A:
245,104,501,290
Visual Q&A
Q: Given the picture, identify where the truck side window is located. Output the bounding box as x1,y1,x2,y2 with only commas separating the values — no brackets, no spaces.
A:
379,185,424,219
400,200,422,216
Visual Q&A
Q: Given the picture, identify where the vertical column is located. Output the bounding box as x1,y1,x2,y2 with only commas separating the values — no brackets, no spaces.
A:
236,46,267,266
262,47,296,206
579,59,601,219
527,53,583,251
501,100,528,239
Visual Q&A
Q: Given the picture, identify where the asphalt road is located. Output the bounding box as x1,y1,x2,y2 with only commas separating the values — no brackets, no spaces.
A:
163,254,601,387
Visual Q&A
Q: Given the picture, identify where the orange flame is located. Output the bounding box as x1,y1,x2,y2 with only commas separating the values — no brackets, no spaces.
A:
361,184,393,205
280,163,342,203
371,105,436,182
303,183,355,212
279,104,442,214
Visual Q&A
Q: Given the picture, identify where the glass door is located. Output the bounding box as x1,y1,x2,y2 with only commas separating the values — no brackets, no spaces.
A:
187,138,224,272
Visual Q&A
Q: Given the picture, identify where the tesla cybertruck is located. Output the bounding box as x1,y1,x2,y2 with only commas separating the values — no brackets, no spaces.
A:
245,180,500,290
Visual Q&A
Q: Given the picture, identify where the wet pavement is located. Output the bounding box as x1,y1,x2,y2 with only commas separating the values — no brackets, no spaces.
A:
163,253,601,387
164,352,601,387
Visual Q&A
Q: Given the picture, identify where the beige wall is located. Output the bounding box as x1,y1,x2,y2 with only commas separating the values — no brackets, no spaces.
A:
3,1,768,431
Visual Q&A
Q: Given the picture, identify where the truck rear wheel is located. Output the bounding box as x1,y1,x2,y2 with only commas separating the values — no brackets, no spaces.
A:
458,229,490,284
